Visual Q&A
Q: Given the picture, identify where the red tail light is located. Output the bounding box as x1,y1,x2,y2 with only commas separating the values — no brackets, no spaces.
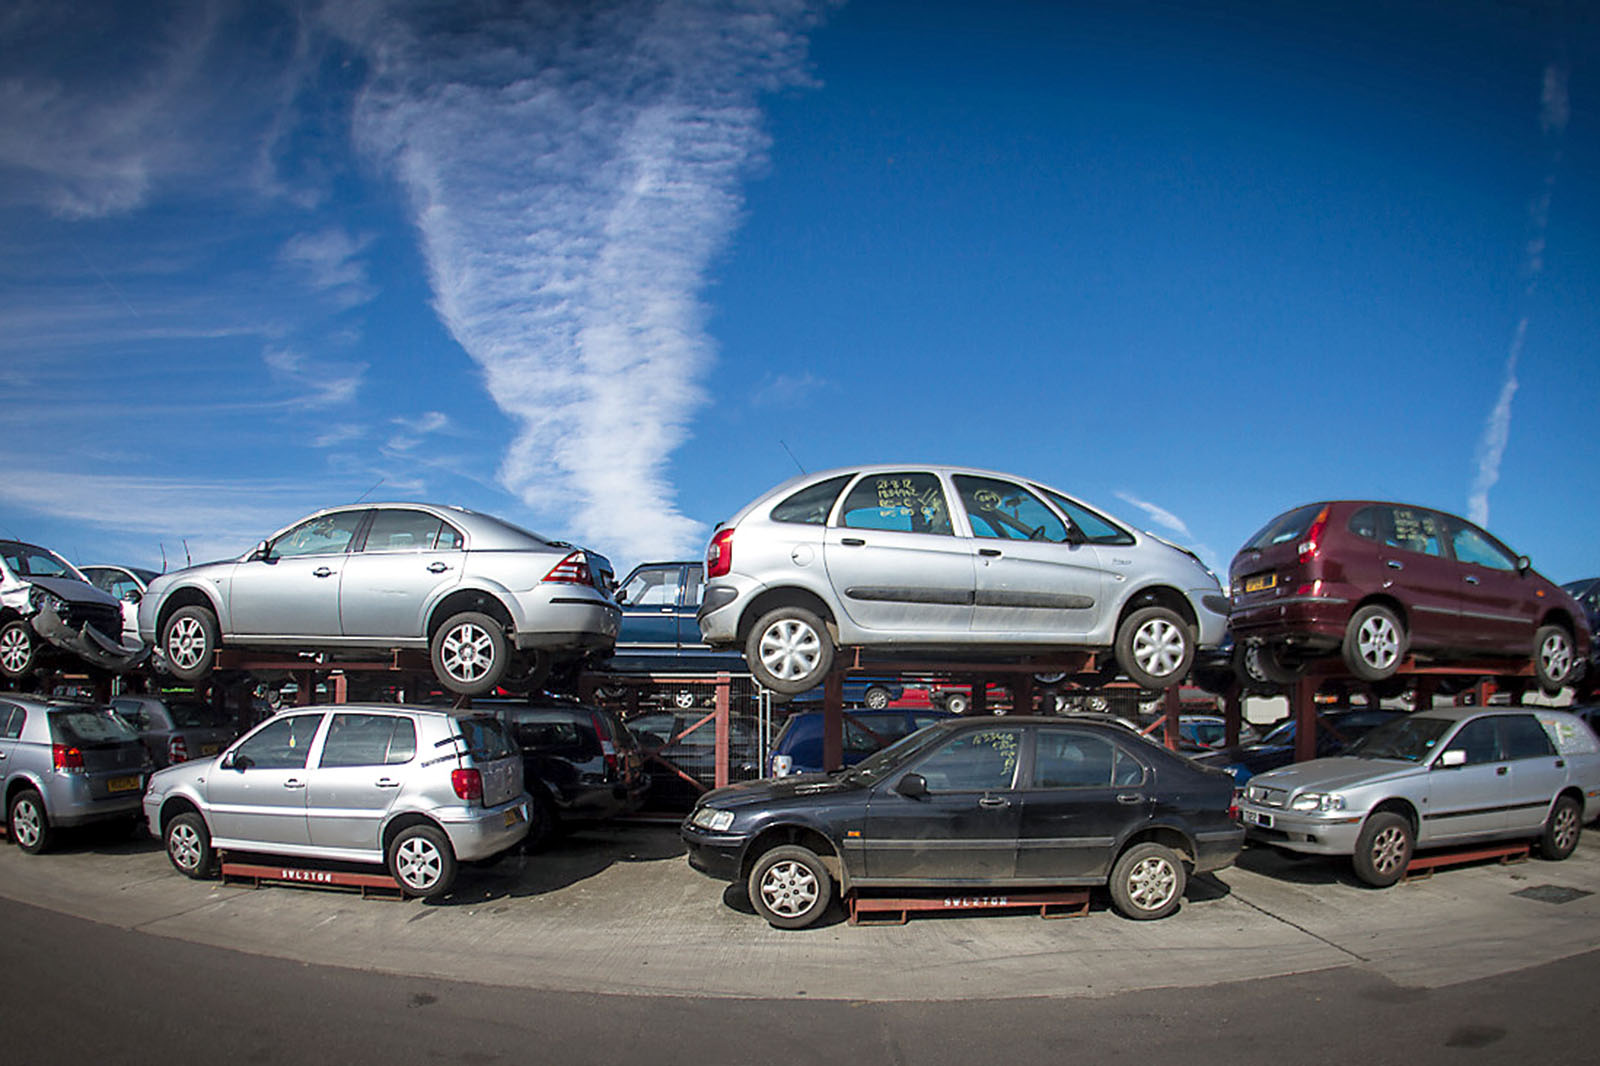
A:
706,528,734,579
1298,505,1331,564
592,713,619,775
168,736,190,764
52,744,84,772
542,551,592,585
451,768,484,801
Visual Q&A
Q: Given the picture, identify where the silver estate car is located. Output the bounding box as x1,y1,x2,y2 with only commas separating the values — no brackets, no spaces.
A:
697,466,1230,696
143,704,530,899
1237,707,1600,886
2,695,152,854
137,503,620,696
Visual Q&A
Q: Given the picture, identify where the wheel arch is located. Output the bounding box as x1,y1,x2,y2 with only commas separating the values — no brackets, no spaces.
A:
1536,608,1577,639
381,810,450,855
735,587,839,647
426,588,516,641
738,822,843,888
1116,586,1198,634
1366,797,1419,836
1554,785,1585,820
156,795,206,837
5,773,48,814
1350,594,1410,636
155,585,226,641
1118,824,1197,868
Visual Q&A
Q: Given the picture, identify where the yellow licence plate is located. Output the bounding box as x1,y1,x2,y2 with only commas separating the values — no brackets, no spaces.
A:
200,744,219,756
107,775,141,793
504,807,524,827
1243,573,1278,593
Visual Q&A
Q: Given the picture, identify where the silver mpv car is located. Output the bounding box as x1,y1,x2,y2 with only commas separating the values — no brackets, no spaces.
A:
138,502,620,695
143,704,530,898
698,466,1230,696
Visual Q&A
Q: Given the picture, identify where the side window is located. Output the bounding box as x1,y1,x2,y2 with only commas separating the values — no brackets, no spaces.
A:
954,475,1068,543
363,510,447,553
1440,718,1500,766
507,711,581,750
320,713,416,768
87,569,118,595
0,704,21,739
622,567,682,607
840,473,953,536
1447,521,1517,571
271,511,366,559
234,714,323,770
112,700,150,731
1386,507,1443,558
770,475,852,525
437,523,465,550
911,729,1021,791
1347,505,1384,543
1039,489,1135,546
1032,731,1138,788
1497,715,1555,760
682,565,704,609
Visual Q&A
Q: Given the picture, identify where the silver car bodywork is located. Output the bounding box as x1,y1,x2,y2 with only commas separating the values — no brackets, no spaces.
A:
143,704,529,870
0,542,148,676
1237,707,1600,865
698,465,1229,692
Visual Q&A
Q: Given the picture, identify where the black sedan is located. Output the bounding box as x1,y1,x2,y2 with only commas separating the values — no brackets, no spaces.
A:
681,717,1243,928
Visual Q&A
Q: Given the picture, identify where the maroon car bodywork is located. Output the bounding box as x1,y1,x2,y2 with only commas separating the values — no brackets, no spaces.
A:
1229,501,1589,677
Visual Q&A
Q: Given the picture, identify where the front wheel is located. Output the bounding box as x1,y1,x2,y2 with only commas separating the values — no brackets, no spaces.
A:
1341,604,1406,682
1108,842,1186,920
161,605,220,683
1352,811,1413,887
1534,626,1576,696
0,619,39,680
1537,795,1582,861
387,824,458,899
8,790,51,854
745,607,834,696
430,611,510,696
747,845,834,929
1114,607,1194,690
941,692,971,715
862,685,891,710
165,811,215,879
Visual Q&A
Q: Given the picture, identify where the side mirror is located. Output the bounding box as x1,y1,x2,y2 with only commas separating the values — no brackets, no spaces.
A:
614,587,630,605
1062,522,1087,546
1437,749,1466,769
1516,556,1532,575
250,540,273,563
227,752,254,771
894,772,928,799
124,588,142,604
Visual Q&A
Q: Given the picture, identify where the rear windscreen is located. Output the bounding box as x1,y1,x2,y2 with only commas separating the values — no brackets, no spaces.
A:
1243,504,1325,551
458,716,514,760
167,701,228,728
51,709,140,745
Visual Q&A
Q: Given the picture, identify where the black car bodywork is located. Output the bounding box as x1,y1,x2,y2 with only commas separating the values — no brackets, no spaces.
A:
682,717,1242,926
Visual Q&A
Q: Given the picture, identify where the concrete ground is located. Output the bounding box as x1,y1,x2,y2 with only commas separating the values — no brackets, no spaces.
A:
1,818,1596,1002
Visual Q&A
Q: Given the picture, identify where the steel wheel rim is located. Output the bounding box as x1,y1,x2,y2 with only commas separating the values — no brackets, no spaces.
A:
11,800,41,849
674,691,696,710
758,619,822,682
1357,615,1400,670
1133,619,1186,678
1540,633,1572,682
1127,855,1178,910
865,689,888,709
1553,806,1579,852
168,823,203,871
759,859,819,918
395,837,444,890
0,627,30,673
166,616,208,670
441,623,495,683
1371,825,1407,874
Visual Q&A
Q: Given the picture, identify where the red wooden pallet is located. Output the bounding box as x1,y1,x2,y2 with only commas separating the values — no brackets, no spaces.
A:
1403,842,1529,882
847,888,1091,926
220,858,405,899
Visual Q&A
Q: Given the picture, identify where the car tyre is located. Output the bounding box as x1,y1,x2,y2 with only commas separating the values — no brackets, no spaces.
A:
165,811,215,879
1352,811,1413,887
0,619,39,680
745,607,834,697
1533,625,1575,696
862,685,891,710
941,692,971,715
747,844,833,929
1341,604,1407,682
387,823,458,899
1238,640,1302,687
8,789,51,854
161,605,221,683
430,611,510,696
1108,842,1186,920
522,790,560,853
1114,607,1194,690
1537,795,1582,861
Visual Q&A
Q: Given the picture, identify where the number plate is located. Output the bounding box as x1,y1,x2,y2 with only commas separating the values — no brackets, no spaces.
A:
1242,809,1273,828
1243,573,1278,593
503,807,524,827
200,744,219,756
107,775,142,793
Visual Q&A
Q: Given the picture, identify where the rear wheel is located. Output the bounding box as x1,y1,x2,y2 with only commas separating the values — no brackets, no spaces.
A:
745,607,833,697
0,619,38,680
1342,605,1406,682
522,790,560,853
161,605,220,683
862,685,891,710
1352,811,1413,887
1108,842,1186,920
1537,795,1582,861
1114,606,1194,690
164,811,215,879
430,611,509,696
1534,626,1576,695
8,789,50,854
747,844,833,929
941,692,971,715
387,824,458,899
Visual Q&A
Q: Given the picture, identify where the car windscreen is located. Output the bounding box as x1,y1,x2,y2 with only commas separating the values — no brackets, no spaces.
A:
1260,721,1295,746
457,716,515,760
1242,504,1326,551
3,544,77,579
844,723,949,784
1345,717,1453,762
50,709,140,745
166,701,229,728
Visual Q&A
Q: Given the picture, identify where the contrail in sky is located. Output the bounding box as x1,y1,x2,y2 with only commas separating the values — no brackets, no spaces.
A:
1468,61,1568,528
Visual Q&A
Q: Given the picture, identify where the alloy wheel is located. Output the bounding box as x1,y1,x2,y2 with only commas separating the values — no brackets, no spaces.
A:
1540,632,1573,682
394,836,444,891
1370,824,1407,875
758,859,820,919
1132,618,1186,679
1553,805,1580,854
1355,614,1401,672
167,616,208,671
1125,855,1178,911
757,619,822,682
168,823,203,873
440,623,495,684
0,627,29,674
11,799,42,850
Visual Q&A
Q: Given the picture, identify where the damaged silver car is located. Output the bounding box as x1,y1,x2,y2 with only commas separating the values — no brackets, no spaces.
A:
1,540,149,681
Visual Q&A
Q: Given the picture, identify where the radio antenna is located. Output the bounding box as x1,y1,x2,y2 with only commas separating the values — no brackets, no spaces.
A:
779,440,807,475
355,477,385,503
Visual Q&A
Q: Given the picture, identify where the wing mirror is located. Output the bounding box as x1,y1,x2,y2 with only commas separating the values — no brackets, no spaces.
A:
1437,749,1466,769
123,588,142,604
614,587,630,605
224,752,254,771
894,772,928,799
249,540,274,563
1516,555,1532,575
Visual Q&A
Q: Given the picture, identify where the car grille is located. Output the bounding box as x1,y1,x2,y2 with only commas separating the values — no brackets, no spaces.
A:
65,603,123,641
1245,784,1289,808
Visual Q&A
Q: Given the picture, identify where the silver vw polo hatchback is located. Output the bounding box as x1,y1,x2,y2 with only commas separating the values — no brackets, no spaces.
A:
138,502,619,695
143,704,530,898
697,465,1230,696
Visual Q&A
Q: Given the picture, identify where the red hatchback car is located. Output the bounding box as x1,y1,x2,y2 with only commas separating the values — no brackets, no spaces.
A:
1229,501,1589,692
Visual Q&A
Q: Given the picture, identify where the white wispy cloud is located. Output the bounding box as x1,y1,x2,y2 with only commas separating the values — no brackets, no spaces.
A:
279,226,378,308
385,410,453,453
320,0,832,561
1114,491,1192,538
263,345,368,408
752,371,831,407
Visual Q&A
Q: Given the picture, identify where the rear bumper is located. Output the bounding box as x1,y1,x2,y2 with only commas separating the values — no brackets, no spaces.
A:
1228,596,1349,649
1193,825,1247,872
435,795,532,861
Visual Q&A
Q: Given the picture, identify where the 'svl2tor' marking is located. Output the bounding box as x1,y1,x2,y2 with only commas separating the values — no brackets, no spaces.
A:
279,868,335,883
942,896,1010,908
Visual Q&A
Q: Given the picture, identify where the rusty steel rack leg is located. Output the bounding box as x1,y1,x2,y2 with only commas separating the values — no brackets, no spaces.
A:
218,854,406,900
847,888,1092,926
1402,842,1531,882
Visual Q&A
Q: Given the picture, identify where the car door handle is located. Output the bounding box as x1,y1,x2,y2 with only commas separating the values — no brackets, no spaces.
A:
978,548,1002,557
1116,793,1144,805
426,562,451,574
284,778,306,789
1385,560,1404,570
977,795,1010,809
1496,766,1508,776
660,607,675,613
313,567,335,578
841,538,866,547
375,778,400,788
1464,575,1480,585
1554,759,1565,769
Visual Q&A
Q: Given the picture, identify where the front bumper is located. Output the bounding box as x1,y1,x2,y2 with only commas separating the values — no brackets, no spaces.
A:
33,605,150,673
680,824,751,882
435,794,532,861
1237,802,1367,856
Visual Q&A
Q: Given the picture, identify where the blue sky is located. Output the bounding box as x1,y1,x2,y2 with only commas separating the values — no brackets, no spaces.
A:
2,0,1596,586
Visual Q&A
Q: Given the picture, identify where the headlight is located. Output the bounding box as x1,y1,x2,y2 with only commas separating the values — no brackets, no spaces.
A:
1290,792,1346,813
690,806,735,832
1245,784,1268,804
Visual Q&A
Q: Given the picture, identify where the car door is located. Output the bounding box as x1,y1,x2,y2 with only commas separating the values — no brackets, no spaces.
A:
1421,717,1509,844
228,511,368,637
952,474,1108,640
861,726,1023,883
306,711,417,851
616,565,686,651
203,713,324,847
0,702,21,784
1016,727,1150,881
338,509,465,639
1495,713,1566,834
1441,517,1537,655
824,471,975,635
1363,506,1461,651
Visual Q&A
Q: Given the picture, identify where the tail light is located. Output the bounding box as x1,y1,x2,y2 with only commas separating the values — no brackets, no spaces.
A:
52,744,85,772
706,528,734,579
1297,505,1331,564
168,736,190,764
451,768,484,802
542,551,592,585
592,713,619,775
